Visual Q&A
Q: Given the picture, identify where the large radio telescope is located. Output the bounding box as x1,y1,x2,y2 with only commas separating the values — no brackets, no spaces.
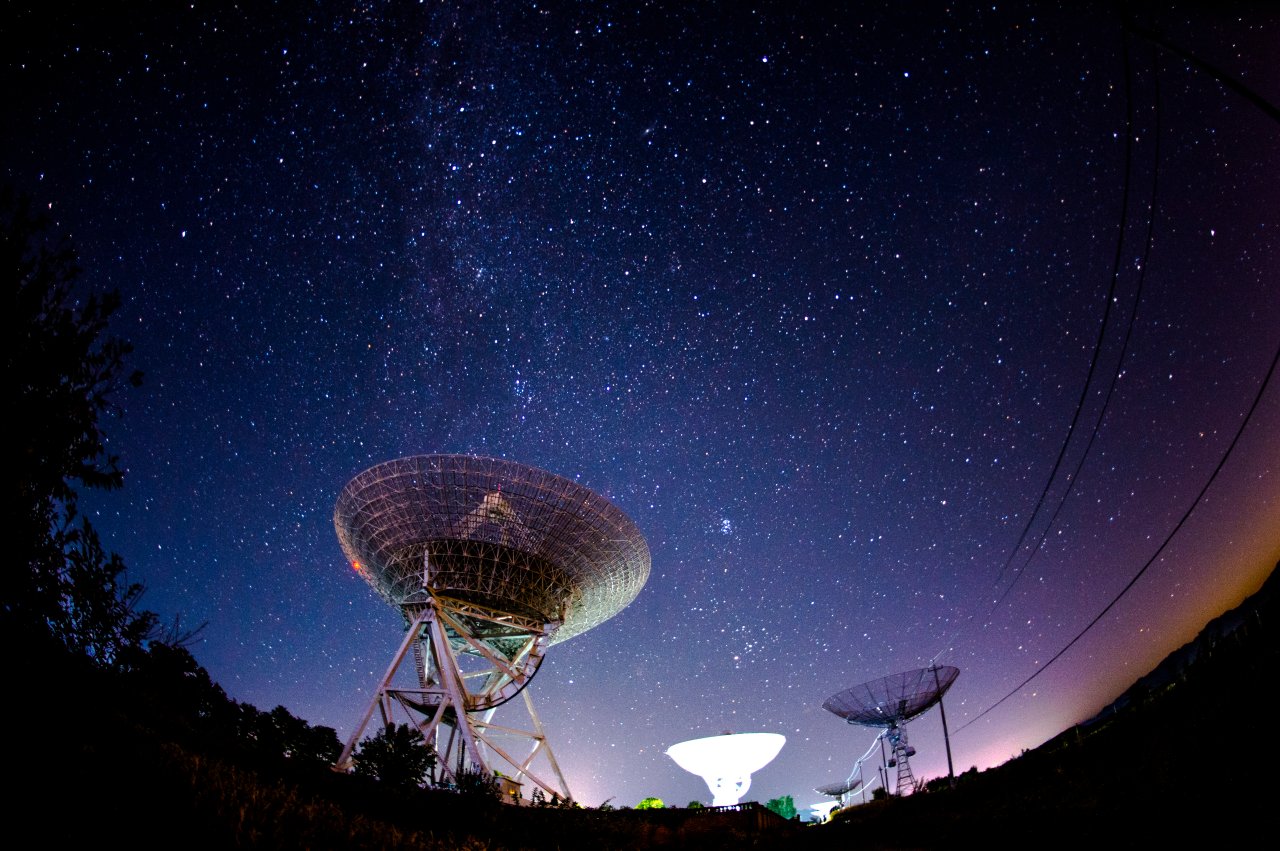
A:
823,665,959,796
333,454,650,801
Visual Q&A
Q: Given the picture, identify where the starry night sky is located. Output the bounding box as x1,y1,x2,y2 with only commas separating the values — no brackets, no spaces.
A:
6,1,1278,809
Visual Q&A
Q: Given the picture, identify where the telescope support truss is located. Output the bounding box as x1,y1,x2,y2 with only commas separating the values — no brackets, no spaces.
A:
885,724,917,795
335,591,573,802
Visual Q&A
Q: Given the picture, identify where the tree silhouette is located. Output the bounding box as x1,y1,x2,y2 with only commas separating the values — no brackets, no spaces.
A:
353,723,435,788
55,505,155,666
253,704,342,767
454,765,502,800
765,794,797,820
5,186,149,661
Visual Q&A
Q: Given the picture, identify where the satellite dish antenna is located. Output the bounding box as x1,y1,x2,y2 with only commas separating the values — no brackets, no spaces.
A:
808,800,843,823
333,455,650,802
823,665,959,796
814,777,863,817
815,778,862,799
666,732,785,806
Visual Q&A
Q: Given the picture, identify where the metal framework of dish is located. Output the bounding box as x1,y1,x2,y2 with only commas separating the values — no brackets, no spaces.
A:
332,454,650,801
815,778,863,798
666,732,786,806
819,728,880,808
823,665,959,796
813,775,863,819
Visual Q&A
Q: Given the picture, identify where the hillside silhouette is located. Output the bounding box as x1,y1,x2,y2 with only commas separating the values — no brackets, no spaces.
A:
3,560,1270,849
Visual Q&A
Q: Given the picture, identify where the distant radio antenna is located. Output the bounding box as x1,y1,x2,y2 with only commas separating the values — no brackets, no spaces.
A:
815,777,862,800
823,665,959,795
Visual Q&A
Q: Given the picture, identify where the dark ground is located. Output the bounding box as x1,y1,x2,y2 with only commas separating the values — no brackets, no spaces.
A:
9,562,1274,849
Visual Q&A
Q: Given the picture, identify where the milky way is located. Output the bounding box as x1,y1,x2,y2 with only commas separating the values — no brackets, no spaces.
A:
6,2,1277,808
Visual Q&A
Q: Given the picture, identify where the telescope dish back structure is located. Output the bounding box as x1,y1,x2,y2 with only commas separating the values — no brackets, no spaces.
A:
333,454,650,801
823,666,959,796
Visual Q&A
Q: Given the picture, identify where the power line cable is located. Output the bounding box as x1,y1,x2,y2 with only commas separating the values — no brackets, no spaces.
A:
993,40,1163,612
1126,19,1280,124
931,24,1147,663
985,25,1139,595
958,17,1280,733
960,338,1278,730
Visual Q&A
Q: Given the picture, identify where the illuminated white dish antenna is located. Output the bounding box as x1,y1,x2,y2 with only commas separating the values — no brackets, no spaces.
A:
665,732,785,806
809,801,841,823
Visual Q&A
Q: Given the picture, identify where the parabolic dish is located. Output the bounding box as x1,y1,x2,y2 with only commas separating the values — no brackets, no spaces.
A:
666,732,786,777
334,454,650,644
815,778,862,797
823,666,960,727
